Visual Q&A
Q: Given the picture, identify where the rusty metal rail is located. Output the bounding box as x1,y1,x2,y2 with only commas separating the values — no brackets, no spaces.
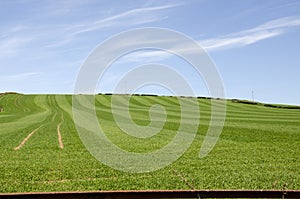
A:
0,190,299,199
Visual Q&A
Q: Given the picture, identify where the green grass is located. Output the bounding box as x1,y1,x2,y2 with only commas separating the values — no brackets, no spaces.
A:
0,93,299,192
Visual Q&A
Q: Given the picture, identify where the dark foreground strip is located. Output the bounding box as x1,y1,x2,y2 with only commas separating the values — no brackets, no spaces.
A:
0,190,299,199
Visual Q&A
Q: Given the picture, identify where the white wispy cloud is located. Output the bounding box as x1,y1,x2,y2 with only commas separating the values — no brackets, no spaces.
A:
71,4,180,36
115,16,300,63
0,36,32,59
201,16,300,51
0,25,28,39
118,50,172,63
0,72,42,82
201,30,283,51
42,3,180,49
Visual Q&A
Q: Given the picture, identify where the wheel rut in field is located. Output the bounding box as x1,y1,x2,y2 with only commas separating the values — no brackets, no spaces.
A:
57,113,64,149
49,95,65,149
14,95,30,112
172,169,195,190
14,95,22,110
14,125,43,150
51,110,57,122
49,96,57,122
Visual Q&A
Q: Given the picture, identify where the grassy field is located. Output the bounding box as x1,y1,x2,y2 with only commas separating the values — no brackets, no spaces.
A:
0,93,299,192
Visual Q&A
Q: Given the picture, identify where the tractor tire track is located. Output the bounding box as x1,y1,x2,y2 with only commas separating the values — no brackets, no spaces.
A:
14,95,22,110
172,169,195,190
14,125,43,150
52,111,57,122
57,113,64,149
49,96,58,122
14,95,30,112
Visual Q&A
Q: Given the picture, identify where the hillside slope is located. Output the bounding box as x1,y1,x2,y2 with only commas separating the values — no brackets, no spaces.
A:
0,94,299,192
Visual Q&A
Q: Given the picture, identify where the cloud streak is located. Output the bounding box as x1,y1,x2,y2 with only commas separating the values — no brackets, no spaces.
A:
117,50,172,63
0,36,32,59
71,4,180,36
42,3,180,49
201,30,283,51
0,72,42,82
201,16,300,51
115,16,300,64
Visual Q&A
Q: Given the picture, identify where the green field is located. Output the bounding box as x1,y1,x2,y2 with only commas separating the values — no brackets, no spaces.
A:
0,93,299,193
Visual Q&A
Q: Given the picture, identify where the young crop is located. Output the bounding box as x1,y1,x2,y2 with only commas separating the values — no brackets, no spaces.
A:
0,94,299,192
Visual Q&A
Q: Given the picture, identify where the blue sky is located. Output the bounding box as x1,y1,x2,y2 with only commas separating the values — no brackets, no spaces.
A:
0,0,300,105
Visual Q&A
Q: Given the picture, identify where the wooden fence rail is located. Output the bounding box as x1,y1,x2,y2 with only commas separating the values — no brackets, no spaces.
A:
0,190,299,199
